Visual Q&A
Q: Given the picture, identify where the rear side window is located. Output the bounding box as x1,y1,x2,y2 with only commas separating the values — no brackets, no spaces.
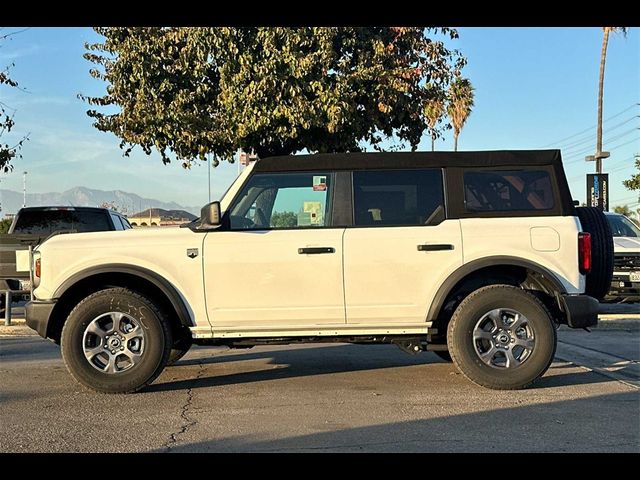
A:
13,210,112,235
464,170,554,212
353,169,444,226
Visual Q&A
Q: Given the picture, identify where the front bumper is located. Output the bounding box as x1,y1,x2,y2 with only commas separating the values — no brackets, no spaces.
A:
25,300,57,339
561,295,599,329
607,273,640,299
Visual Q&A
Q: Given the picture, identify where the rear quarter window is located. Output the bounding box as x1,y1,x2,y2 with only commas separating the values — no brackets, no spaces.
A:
464,170,555,213
12,210,112,234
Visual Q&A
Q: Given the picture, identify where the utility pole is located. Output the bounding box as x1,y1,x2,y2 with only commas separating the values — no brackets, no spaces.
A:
22,171,27,208
208,153,211,203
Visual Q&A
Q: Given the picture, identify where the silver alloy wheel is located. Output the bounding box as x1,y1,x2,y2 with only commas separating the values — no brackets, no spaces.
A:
472,308,535,369
82,312,146,374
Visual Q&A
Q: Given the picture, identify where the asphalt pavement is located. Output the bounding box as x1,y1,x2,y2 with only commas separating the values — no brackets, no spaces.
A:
1,321,638,453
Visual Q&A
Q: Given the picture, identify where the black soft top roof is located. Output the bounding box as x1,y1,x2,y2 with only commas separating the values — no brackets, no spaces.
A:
254,150,563,173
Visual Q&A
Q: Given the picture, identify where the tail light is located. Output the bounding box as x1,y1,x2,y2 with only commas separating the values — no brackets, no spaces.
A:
578,232,591,274
33,253,41,289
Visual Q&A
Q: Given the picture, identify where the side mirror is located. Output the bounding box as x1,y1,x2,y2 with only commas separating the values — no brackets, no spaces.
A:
199,201,221,227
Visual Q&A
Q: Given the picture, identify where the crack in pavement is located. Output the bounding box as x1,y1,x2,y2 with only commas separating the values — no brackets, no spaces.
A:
164,361,205,452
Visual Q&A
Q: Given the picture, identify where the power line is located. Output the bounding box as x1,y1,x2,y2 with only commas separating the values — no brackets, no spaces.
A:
566,156,635,182
607,156,636,173
563,136,639,165
554,115,639,150
562,128,638,158
539,103,639,148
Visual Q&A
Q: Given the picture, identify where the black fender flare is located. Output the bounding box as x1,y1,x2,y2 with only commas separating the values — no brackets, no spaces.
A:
53,264,194,327
427,256,568,321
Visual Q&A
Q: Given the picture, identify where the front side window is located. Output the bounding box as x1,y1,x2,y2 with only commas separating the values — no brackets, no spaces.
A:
352,169,444,227
120,216,132,230
464,170,555,212
229,172,332,230
110,213,124,231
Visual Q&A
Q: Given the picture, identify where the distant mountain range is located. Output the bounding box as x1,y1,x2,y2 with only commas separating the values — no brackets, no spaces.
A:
0,186,199,217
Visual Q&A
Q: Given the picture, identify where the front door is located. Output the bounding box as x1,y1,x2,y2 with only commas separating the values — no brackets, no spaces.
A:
203,171,345,329
343,169,463,325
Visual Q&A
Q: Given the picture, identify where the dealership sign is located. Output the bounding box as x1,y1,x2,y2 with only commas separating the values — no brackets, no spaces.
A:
586,173,609,211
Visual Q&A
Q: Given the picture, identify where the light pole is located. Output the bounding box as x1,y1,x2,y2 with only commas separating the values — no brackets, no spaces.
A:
208,153,211,203
22,171,27,208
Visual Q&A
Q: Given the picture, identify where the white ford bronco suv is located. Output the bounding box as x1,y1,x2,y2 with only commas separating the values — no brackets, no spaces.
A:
25,150,613,393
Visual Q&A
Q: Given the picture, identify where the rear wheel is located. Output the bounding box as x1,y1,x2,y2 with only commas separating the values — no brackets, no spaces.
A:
448,285,556,390
61,288,172,394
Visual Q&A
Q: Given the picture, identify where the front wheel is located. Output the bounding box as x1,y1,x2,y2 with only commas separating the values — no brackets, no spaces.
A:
448,285,556,390
61,288,172,394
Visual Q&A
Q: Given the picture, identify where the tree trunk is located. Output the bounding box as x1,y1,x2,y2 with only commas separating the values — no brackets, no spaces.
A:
431,135,435,152
454,131,459,152
596,28,610,173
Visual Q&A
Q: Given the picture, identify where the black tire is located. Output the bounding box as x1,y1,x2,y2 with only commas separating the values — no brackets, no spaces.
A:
448,285,557,390
61,288,172,394
433,350,452,362
576,207,614,301
167,335,192,366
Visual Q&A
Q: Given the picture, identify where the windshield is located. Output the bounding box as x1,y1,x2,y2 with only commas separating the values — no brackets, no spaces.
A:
607,214,640,238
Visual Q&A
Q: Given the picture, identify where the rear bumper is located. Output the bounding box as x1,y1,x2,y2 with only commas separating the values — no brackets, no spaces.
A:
25,300,56,339
561,294,599,329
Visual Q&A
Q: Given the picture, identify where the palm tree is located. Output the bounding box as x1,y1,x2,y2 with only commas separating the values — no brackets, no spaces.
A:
425,97,445,151
447,77,475,152
595,27,628,172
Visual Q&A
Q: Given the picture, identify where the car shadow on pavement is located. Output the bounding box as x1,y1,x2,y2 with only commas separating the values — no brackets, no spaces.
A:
152,390,640,453
0,337,62,363
148,344,619,393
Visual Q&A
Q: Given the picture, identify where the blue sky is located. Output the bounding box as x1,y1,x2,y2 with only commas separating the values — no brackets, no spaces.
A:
0,27,638,214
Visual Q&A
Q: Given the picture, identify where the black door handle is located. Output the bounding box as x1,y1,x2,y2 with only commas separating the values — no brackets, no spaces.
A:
298,247,335,255
417,244,454,252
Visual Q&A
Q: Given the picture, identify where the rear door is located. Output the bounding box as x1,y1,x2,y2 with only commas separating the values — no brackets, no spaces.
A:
343,169,463,325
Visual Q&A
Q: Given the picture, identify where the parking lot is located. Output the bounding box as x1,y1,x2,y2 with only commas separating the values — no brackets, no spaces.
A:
1,318,638,453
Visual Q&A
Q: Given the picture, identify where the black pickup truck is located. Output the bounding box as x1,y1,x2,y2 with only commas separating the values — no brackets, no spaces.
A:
0,206,131,313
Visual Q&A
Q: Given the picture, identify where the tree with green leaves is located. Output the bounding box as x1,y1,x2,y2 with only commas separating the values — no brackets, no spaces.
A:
0,217,12,234
0,29,28,173
614,204,635,217
447,76,474,152
623,157,640,200
81,27,466,166
424,94,446,152
270,211,297,228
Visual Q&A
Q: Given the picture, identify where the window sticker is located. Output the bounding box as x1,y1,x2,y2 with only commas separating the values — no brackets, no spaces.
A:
313,175,327,191
297,211,312,226
304,201,323,225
